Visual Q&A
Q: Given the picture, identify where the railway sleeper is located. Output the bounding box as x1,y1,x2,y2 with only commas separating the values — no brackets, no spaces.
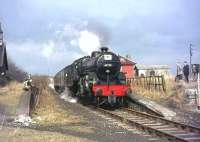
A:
121,117,190,142
97,108,200,142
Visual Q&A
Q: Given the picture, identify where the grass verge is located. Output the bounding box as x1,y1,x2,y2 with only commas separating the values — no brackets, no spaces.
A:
0,81,24,115
0,127,95,142
31,76,94,137
131,77,188,109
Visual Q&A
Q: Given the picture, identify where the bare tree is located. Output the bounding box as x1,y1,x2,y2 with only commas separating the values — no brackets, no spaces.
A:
0,57,28,85
6,58,27,82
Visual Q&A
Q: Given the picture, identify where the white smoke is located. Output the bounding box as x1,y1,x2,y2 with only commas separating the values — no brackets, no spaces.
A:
41,41,54,58
50,21,109,55
7,21,109,75
60,89,77,103
78,30,101,55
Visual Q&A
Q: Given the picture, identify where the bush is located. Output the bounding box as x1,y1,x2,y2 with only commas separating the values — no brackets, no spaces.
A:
0,58,27,86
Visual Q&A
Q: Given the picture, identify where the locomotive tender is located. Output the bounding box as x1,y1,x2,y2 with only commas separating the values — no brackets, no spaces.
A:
54,47,131,106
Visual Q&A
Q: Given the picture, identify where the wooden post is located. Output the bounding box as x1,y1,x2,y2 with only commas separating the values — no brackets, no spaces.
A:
149,76,151,91
157,76,160,91
141,77,144,88
156,76,158,90
159,76,162,91
145,77,147,89
162,75,166,92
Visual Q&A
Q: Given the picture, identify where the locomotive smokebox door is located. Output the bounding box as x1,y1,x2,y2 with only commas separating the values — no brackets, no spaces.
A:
104,54,112,60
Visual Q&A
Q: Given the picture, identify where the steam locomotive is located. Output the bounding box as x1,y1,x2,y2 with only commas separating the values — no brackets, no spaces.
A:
54,47,131,107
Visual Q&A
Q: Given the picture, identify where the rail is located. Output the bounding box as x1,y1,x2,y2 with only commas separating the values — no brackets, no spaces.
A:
92,107,200,142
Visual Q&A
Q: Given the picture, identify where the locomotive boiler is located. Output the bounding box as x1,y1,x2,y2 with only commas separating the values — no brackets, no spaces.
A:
54,47,131,106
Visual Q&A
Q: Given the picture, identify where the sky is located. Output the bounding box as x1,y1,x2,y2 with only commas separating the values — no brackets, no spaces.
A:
0,0,200,75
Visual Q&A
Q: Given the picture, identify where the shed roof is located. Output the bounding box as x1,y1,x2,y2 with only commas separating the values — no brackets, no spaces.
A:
137,65,169,70
119,55,136,65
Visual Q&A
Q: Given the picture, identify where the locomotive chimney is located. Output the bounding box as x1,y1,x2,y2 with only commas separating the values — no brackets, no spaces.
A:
100,47,108,52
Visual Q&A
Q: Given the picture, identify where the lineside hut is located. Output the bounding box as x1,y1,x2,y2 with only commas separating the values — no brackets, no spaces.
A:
137,65,170,77
119,55,136,79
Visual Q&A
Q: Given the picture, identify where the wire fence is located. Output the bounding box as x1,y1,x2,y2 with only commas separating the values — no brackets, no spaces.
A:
126,75,166,92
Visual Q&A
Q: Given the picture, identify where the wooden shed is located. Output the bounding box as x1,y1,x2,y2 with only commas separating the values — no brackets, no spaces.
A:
119,56,136,79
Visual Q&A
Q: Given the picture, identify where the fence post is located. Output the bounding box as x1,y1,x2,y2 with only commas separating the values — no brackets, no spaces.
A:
156,76,159,90
158,76,161,91
144,77,146,89
162,75,166,92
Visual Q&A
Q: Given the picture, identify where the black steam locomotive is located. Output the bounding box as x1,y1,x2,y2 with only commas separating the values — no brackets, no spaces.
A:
54,47,130,106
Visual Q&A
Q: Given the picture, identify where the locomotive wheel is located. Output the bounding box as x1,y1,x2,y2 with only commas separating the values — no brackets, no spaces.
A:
94,96,100,106
121,97,128,107
120,97,124,106
76,90,81,99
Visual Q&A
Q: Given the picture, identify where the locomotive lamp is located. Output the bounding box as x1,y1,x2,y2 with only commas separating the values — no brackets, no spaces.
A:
0,23,3,46
1,72,5,76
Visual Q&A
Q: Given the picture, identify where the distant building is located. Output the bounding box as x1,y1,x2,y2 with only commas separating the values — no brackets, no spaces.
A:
119,55,136,78
136,65,170,77
0,23,8,76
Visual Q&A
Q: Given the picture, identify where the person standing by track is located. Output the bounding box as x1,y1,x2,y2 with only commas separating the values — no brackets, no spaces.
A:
183,61,189,83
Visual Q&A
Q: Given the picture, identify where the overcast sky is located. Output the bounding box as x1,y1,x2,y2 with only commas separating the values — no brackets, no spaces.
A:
0,0,200,75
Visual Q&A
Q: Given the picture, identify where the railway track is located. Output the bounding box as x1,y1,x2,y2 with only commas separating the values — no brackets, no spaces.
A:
92,107,200,142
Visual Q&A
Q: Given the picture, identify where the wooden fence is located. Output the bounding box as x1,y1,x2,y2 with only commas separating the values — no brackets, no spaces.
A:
126,75,166,92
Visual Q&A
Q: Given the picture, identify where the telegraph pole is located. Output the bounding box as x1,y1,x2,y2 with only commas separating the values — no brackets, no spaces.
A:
189,44,193,76
197,73,200,110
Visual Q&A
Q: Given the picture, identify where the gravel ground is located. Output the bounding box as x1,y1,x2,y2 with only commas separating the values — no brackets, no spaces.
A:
55,94,168,142
172,107,200,128
169,81,200,128
0,104,13,125
0,104,6,125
